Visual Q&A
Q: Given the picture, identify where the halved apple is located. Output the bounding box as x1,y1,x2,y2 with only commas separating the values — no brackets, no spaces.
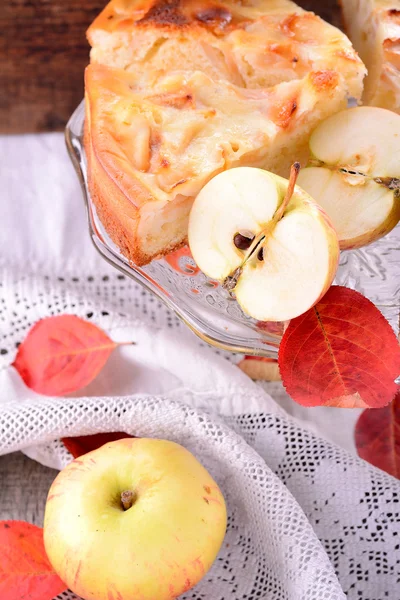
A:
188,165,340,322
297,107,400,250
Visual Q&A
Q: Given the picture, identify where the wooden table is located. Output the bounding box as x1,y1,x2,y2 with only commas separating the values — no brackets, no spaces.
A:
1,0,104,134
0,452,57,524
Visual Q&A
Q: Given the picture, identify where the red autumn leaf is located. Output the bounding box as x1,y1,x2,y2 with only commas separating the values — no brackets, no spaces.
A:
0,521,66,599
13,315,127,396
62,432,134,458
355,391,400,478
238,357,281,381
278,286,400,408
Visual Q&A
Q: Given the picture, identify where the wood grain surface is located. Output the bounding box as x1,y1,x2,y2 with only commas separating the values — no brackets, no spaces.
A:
298,0,342,29
1,0,105,134
1,0,342,134
0,452,57,525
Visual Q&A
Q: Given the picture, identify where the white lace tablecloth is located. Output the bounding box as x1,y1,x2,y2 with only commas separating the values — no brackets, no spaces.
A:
1,133,399,600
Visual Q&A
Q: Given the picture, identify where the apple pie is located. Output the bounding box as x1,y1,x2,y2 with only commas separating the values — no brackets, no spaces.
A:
341,0,400,112
85,0,366,266
88,0,365,97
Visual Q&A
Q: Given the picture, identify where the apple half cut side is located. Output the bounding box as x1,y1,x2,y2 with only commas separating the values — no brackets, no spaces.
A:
297,106,400,250
188,165,340,322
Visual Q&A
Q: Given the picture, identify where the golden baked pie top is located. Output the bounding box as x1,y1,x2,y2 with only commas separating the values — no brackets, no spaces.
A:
89,0,301,33
88,0,365,97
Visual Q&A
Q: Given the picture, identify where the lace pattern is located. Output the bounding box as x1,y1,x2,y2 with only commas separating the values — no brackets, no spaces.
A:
0,268,399,600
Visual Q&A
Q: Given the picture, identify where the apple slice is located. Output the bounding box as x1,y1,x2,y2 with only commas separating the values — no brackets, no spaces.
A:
297,106,400,250
189,165,340,322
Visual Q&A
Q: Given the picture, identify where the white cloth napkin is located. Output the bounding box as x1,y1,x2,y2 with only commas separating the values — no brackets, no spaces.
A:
1,133,399,600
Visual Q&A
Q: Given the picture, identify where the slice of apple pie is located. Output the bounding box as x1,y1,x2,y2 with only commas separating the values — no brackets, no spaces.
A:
341,0,400,112
85,0,366,265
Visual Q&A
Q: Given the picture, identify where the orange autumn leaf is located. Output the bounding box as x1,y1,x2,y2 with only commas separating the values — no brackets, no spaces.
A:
355,391,400,478
13,315,128,396
0,521,66,599
278,286,400,408
62,432,134,458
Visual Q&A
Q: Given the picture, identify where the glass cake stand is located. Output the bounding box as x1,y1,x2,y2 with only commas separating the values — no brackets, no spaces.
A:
66,101,400,359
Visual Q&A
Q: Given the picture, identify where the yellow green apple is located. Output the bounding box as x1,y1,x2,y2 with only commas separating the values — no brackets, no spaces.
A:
44,438,227,600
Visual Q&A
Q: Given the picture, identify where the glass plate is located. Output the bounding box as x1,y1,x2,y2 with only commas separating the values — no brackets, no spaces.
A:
65,101,400,359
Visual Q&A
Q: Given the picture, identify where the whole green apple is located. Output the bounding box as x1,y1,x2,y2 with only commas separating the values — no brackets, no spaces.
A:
44,438,227,600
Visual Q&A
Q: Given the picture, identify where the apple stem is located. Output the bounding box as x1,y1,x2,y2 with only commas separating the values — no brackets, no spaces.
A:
374,176,400,192
274,162,301,222
222,162,301,294
121,490,136,511
223,266,242,295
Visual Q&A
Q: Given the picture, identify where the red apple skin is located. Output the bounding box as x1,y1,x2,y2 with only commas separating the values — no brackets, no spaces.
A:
44,438,227,600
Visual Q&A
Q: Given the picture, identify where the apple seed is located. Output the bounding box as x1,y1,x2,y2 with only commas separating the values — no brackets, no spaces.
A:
312,164,400,193
233,232,254,250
